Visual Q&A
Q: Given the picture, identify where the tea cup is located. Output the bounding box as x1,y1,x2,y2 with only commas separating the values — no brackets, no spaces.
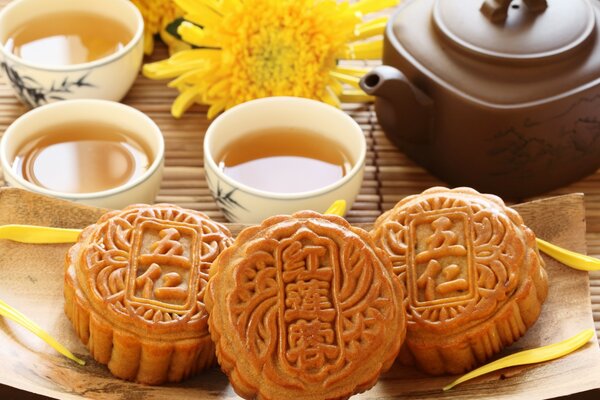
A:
204,97,366,223
0,100,164,209
0,0,144,108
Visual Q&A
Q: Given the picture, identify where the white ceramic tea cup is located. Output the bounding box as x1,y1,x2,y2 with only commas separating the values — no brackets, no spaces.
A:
0,0,144,108
204,97,366,223
0,100,164,209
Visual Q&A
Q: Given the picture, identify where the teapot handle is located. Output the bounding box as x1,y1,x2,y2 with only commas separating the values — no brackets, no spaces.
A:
481,0,547,23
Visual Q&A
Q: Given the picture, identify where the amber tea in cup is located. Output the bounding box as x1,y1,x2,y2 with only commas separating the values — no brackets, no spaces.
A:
4,11,132,66
204,97,366,223
216,127,353,194
12,122,151,194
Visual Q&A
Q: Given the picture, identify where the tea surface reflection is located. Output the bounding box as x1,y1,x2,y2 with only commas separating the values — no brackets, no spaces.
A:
217,128,353,194
13,123,151,194
5,12,132,65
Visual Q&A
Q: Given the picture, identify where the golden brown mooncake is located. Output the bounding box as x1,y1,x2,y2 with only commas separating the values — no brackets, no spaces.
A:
370,187,549,375
205,211,406,400
64,204,233,385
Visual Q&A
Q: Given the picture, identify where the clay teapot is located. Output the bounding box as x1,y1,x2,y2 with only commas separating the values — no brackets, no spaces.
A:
361,0,600,198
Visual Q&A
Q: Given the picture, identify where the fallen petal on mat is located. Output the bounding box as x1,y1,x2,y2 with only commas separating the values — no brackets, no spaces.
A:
444,329,594,391
0,224,81,244
324,200,347,216
0,298,85,365
536,238,600,271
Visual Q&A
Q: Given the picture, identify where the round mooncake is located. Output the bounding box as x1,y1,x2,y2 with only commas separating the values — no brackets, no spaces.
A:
64,204,233,384
206,211,405,400
370,187,548,375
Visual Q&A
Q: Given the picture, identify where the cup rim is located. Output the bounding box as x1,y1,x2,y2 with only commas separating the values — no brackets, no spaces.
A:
203,96,367,200
0,0,144,72
0,99,165,200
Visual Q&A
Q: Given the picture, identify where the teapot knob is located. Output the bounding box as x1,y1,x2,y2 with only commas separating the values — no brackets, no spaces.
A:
481,0,547,23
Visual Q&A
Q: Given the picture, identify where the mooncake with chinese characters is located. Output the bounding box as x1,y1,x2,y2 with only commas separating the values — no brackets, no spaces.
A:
205,211,405,400
64,204,232,384
370,187,548,375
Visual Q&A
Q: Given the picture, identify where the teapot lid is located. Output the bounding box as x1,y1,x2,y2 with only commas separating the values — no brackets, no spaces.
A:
433,0,595,62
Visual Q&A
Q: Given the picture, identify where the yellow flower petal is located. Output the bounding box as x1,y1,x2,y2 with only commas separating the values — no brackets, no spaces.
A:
444,329,594,391
333,66,372,77
329,71,361,88
0,298,85,365
207,100,227,119
172,87,202,118
350,0,400,15
329,78,344,96
143,59,209,79
207,78,232,98
143,30,154,56
354,17,388,39
344,41,384,59
219,0,242,13
185,11,222,28
323,87,341,107
167,69,206,90
177,0,242,15
177,22,221,48
356,16,388,31
160,28,191,56
170,48,221,63
340,89,374,103
0,225,81,243
175,0,219,14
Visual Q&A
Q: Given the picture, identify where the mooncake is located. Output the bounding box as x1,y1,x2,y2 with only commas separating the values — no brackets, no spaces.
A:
370,187,548,375
205,211,405,400
64,204,232,384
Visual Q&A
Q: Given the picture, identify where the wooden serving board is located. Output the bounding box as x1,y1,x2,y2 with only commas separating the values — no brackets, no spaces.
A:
0,188,598,399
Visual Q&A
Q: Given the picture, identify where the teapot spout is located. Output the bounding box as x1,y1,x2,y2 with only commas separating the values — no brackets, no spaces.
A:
360,65,400,98
360,66,433,145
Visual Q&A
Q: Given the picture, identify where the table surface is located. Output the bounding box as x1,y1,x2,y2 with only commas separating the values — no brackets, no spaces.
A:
0,0,599,397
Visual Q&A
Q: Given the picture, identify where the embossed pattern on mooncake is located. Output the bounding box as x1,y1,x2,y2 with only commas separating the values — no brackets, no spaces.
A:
83,206,229,326
205,211,405,400
64,204,232,384
371,187,548,375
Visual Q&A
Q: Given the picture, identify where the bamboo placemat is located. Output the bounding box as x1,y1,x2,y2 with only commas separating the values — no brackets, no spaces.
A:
0,0,599,342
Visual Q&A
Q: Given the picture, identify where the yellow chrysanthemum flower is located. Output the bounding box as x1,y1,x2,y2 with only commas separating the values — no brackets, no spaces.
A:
143,0,398,118
132,0,188,55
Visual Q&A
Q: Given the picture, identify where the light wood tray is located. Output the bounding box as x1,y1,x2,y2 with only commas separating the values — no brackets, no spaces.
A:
0,188,598,399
